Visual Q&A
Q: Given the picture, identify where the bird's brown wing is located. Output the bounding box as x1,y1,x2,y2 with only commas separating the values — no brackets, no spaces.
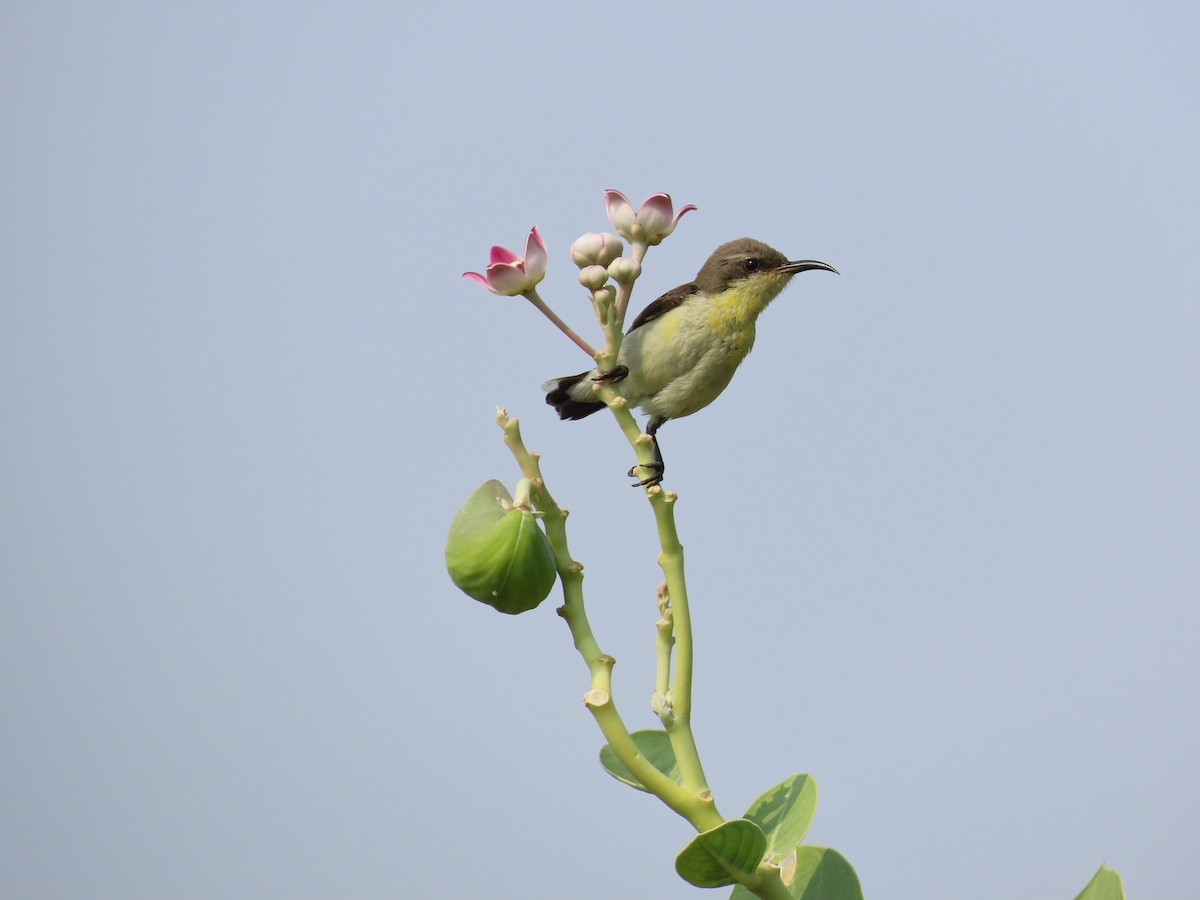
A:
627,282,698,333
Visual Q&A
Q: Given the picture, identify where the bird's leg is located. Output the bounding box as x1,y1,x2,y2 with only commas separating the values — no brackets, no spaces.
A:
628,416,666,487
592,364,629,384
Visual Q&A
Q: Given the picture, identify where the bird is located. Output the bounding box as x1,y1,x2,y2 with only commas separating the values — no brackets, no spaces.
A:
543,237,838,486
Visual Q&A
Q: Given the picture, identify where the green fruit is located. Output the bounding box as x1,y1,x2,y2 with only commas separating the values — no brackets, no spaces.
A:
445,480,558,615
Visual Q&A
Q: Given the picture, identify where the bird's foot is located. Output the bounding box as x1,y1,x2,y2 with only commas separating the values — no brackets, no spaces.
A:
592,365,629,384
628,461,664,488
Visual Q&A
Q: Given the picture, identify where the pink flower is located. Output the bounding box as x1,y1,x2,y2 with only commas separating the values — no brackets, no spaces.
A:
463,226,548,296
604,190,696,246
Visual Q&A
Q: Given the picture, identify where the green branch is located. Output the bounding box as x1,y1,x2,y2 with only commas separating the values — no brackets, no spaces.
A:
496,409,720,832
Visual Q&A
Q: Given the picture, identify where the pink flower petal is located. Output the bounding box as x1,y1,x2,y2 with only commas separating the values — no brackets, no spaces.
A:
638,193,675,233
523,226,548,281
462,271,498,293
489,245,521,265
670,203,697,231
485,261,530,296
604,189,636,233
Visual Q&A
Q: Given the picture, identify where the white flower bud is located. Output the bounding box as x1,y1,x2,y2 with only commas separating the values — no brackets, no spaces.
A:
578,265,610,292
571,232,625,268
607,256,641,285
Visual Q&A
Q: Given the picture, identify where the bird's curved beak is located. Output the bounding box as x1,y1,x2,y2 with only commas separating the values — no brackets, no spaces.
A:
777,259,839,276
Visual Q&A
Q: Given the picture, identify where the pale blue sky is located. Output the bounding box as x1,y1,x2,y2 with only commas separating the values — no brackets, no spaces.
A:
3,2,1197,898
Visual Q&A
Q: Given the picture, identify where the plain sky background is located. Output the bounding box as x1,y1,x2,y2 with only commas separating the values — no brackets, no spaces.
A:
3,2,1197,898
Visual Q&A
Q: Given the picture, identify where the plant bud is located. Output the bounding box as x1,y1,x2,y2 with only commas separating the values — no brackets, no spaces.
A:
591,285,617,323
578,265,610,292
607,256,641,284
570,232,625,268
445,480,557,615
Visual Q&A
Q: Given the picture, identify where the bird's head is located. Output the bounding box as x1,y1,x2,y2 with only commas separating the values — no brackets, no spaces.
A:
695,238,838,310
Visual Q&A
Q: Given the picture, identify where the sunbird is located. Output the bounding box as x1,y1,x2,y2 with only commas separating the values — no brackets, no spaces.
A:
544,237,838,486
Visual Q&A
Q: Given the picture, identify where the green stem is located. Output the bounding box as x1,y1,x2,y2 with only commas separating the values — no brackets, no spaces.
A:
599,241,648,373
595,397,661,475
653,582,673,704
745,866,797,900
649,488,709,794
582,398,711,796
496,409,720,832
652,495,691,718
613,241,648,323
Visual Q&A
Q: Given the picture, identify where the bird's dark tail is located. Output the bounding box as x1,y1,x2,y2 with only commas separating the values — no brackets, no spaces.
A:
543,372,606,421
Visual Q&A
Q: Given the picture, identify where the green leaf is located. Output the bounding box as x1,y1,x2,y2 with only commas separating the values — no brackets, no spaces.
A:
787,847,862,900
598,730,680,792
730,846,862,900
743,774,817,863
1073,865,1125,900
676,819,767,888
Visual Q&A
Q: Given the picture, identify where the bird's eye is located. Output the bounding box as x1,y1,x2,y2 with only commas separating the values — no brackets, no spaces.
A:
743,258,760,272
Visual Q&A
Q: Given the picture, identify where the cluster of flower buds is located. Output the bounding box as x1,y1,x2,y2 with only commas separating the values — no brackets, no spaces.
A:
567,232,622,322
573,232,621,288
461,190,694,305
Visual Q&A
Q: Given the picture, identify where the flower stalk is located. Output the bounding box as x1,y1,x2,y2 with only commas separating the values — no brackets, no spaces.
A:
523,287,597,358
464,226,597,360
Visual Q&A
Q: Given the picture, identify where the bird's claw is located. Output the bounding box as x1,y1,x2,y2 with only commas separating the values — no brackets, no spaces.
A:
628,462,664,488
592,365,629,384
